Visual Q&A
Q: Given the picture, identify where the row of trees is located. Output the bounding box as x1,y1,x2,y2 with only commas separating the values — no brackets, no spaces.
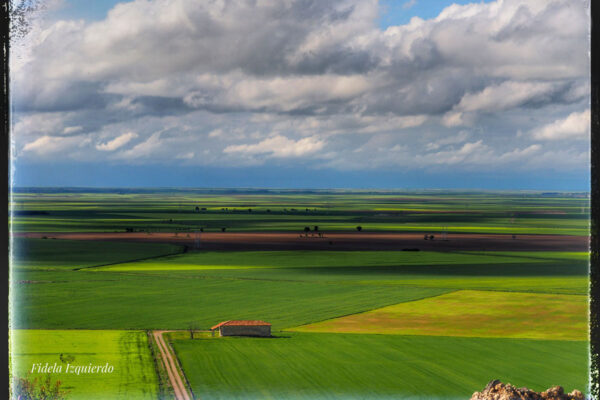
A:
301,226,363,235
194,207,319,213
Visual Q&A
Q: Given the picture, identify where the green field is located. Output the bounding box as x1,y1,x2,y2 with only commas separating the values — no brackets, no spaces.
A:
172,332,588,400
12,238,183,271
95,250,589,295
13,269,449,330
10,330,158,400
9,189,591,399
12,244,588,330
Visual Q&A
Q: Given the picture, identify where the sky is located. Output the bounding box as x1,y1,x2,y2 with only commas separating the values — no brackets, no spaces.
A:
10,0,591,190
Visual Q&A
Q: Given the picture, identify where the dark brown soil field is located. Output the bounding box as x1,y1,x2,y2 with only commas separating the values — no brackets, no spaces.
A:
16,232,589,252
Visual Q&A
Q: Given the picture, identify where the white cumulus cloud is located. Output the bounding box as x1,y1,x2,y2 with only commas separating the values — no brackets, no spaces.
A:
22,134,89,156
532,109,590,140
224,135,325,158
96,131,138,151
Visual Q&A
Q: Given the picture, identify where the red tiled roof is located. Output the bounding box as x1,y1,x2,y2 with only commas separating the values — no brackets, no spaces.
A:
210,320,271,330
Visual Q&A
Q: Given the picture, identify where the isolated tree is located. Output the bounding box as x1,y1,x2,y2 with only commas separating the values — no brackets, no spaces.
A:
221,227,226,232
356,226,362,232
10,0,46,40
188,321,200,339
313,226,319,232
304,226,310,237
195,206,200,212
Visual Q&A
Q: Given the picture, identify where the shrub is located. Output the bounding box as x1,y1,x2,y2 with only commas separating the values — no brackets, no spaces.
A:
12,374,70,400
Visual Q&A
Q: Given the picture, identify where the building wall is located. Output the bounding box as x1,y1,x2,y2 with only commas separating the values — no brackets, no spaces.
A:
220,325,271,337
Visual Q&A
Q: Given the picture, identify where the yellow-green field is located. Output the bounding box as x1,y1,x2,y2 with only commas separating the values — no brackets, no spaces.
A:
293,290,588,340
10,330,159,400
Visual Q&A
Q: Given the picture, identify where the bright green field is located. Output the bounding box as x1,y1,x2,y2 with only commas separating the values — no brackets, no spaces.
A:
10,330,158,400
96,250,589,270
172,332,588,400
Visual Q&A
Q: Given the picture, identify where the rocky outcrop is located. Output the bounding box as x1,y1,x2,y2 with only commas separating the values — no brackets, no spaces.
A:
471,380,586,400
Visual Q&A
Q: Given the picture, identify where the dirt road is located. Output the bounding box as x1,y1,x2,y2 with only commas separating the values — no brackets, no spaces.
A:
153,331,193,400
17,231,589,252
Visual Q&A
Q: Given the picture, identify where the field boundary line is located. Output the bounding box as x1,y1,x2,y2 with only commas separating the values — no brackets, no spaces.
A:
286,289,456,331
72,246,186,271
448,250,589,263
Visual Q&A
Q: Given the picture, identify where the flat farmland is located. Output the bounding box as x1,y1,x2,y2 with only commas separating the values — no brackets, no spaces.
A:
11,238,183,271
13,269,448,330
10,190,590,235
292,290,588,340
12,244,587,330
173,332,588,400
94,250,589,294
10,330,158,400
9,189,591,399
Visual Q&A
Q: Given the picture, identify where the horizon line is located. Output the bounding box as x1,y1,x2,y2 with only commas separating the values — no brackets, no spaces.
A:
9,186,591,194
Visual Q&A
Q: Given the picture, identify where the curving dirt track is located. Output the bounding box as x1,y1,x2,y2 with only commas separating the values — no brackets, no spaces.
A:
17,231,589,252
153,331,193,400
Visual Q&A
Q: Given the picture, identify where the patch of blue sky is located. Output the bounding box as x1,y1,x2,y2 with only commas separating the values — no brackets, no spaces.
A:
378,0,489,28
48,0,489,28
45,0,125,22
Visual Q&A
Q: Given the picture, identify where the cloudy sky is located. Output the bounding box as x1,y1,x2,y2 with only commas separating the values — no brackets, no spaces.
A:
11,0,590,190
